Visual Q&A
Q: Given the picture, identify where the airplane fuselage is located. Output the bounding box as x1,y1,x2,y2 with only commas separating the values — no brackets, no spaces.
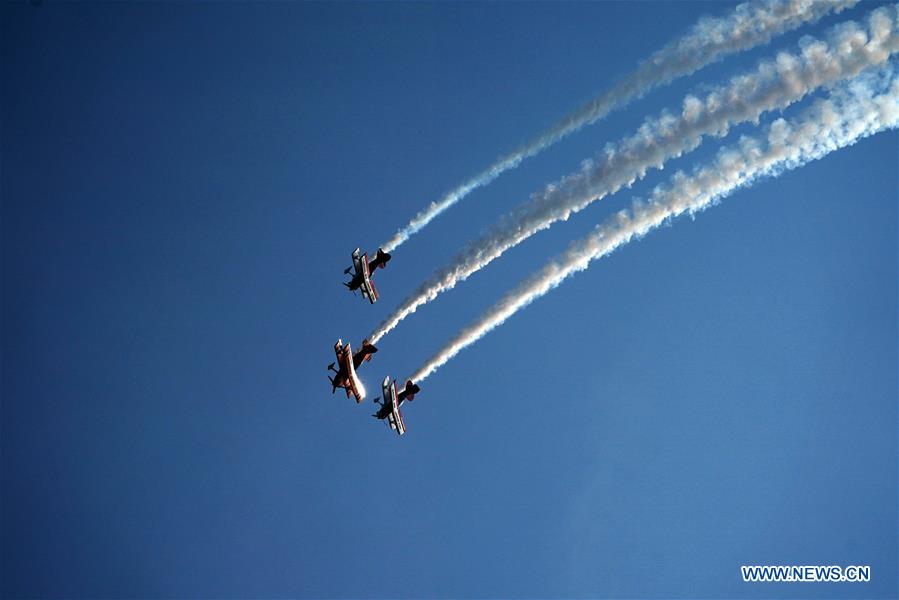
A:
352,352,373,369
345,273,364,291
374,401,397,421
328,363,350,390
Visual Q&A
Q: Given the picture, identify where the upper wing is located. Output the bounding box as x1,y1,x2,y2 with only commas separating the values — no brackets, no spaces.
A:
345,376,362,402
383,379,405,436
388,404,406,436
336,341,353,370
345,248,363,283
360,252,371,281
334,340,346,363
381,377,394,408
345,347,363,402
362,278,379,304
361,253,379,304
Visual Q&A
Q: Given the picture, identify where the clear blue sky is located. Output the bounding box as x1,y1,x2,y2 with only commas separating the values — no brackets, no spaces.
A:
2,2,895,598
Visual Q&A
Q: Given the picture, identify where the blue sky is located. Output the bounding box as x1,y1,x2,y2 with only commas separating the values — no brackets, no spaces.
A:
1,2,896,598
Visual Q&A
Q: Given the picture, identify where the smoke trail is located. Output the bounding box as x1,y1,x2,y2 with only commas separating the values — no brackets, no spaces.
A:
381,0,859,252
411,63,899,382
370,5,898,345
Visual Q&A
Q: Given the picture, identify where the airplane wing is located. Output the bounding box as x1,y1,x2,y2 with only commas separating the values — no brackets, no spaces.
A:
344,377,362,403
358,253,379,304
344,346,363,403
335,340,364,402
334,340,347,363
388,403,406,435
381,377,394,407
351,248,363,276
361,277,379,304
360,252,370,281
382,378,405,436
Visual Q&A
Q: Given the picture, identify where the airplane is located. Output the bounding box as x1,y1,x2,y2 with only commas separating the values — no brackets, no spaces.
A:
344,247,391,304
327,338,378,403
373,377,420,436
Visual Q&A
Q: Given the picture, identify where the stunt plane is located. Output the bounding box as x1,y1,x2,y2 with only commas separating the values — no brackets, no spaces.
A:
344,248,391,304
373,377,420,436
328,339,378,402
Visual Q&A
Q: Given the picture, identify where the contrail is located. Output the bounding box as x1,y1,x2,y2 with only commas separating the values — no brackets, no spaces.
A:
370,5,898,345
411,63,899,382
381,0,859,252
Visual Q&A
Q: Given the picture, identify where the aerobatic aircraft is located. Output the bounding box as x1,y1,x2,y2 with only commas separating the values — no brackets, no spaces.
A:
327,339,378,402
344,248,391,304
373,377,420,436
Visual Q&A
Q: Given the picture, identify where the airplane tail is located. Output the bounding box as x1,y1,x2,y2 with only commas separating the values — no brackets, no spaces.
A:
360,339,378,357
400,379,420,401
344,266,353,275
369,248,392,270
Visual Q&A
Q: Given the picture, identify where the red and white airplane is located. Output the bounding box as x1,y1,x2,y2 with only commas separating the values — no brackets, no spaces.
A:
344,247,391,304
373,377,420,436
327,339,377,403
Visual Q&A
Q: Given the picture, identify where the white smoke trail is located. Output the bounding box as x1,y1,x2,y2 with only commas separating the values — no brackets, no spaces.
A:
370,5,898,345
411,63,899,382
381,0,859,252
